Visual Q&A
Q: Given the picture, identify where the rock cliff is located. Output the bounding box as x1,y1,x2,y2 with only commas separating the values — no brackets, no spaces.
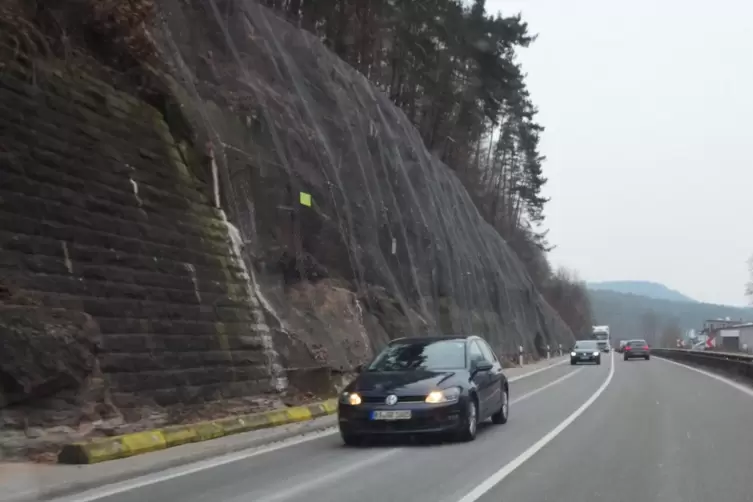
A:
0,0,573,458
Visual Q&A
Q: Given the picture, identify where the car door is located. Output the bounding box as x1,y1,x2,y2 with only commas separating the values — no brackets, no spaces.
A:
468,340,493,416
477,339,504,413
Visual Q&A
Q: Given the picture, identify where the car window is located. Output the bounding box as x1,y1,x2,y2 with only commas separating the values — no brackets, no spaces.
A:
477,340,497,362
468,341,485,363
368,340,467,371
629,340,647,347
574,340,597,350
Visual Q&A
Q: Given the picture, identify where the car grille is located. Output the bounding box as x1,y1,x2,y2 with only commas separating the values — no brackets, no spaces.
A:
356,414,458,432
361,395,426,404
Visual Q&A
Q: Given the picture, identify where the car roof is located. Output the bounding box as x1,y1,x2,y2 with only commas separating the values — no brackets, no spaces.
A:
388,335,473,345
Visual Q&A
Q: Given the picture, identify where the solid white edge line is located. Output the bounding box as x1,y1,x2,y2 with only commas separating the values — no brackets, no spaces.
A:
53,428,339,502
456,350,615,502
655,356,753,399
508,358,568,383
54,358,581,502
511,367,583,405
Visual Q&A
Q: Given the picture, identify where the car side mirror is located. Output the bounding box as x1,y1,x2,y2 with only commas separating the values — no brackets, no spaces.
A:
473,360,493,373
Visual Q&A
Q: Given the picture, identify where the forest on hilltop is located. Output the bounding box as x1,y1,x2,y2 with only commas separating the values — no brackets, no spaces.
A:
261,0,593,334
589,289,752,346
588,281,697,303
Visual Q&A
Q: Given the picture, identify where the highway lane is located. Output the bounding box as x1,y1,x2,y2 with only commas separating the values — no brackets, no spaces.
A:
56,356,609,502
60,352,753,502
473,355,753,502
63,352,753,502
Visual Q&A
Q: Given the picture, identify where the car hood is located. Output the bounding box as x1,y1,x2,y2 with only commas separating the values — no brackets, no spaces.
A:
350,370,459,394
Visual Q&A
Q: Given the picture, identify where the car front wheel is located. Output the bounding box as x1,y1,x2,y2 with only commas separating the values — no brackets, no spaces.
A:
491,388,509,425
456,398,478,442
341,431,364,447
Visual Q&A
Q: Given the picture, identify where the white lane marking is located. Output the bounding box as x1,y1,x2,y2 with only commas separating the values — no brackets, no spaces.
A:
656,356,753,399
456,350,615,502
254,449,400,502
51,428,339,502
508,358,568,383
511,368,583,405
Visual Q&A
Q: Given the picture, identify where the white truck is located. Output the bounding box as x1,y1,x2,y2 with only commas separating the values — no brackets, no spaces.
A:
592,325,611,352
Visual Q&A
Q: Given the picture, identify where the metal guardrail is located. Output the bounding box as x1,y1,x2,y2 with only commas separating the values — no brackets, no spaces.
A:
652,348,753,380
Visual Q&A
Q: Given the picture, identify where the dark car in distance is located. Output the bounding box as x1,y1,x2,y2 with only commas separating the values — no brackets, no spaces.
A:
623,339,650,360
337,335,509,445
570,340,601,365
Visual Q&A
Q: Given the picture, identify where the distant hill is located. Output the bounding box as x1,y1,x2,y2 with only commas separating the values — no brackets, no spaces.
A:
588,289,751,345
588,280,697,303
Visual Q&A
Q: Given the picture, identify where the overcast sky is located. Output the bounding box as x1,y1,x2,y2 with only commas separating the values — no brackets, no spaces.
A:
488,0,753,306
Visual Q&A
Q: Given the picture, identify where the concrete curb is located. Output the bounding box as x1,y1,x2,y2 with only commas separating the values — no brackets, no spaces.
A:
57,399,338,465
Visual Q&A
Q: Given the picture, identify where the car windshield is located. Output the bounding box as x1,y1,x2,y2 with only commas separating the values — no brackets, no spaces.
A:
629,340,647,347
597,341,607,346
367,340,467,371
574,341,598,350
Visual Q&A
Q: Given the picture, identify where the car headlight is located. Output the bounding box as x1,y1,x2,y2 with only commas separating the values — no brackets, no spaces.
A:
340,392,362,405
570,351,576,357
593,351,599,356
425,387,461,404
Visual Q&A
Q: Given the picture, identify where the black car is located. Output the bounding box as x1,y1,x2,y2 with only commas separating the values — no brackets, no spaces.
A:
623,339,650,360
570,340,601,365
337,335,509,445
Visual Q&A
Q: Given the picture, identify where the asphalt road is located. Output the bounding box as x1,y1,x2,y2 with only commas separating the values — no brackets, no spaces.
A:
54,353,753,502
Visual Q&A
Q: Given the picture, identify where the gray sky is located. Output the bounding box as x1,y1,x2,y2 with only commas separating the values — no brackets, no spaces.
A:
489,0,753,306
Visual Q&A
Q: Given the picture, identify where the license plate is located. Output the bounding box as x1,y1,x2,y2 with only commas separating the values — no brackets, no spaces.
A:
371,410,412,420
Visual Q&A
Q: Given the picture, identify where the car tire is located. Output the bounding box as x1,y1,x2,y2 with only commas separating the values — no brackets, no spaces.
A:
645,355,650,360
491,388,509,425
456,398,479,442
597,358,601,365
571,359,577,365
341,432,363,447
624,355,628,361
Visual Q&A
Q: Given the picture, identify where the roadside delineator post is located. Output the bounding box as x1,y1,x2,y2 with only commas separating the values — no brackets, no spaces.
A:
546,345,550,360
559,343,562,356
518,345,524,366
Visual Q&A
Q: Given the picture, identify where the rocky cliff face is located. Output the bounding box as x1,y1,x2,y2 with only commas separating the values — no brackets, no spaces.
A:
0,55,277,458
152,0,574,367
0,0,573,458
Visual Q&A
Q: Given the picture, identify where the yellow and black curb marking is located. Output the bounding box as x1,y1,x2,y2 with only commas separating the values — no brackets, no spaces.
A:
58,399,338,465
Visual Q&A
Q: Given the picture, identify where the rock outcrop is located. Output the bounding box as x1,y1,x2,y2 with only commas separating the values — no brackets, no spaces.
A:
153,0,574,366
0,55,278,457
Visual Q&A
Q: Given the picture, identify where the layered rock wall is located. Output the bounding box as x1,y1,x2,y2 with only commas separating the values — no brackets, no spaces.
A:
0,58,277,442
